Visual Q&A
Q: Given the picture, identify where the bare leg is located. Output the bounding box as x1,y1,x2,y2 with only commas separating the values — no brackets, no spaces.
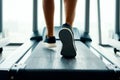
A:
64,0,77,26
43,0,54,37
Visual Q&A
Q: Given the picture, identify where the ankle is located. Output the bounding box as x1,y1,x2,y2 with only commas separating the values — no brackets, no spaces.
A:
47,35,54,38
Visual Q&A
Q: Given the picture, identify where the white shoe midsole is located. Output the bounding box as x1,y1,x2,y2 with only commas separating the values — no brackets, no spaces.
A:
43,42,56,48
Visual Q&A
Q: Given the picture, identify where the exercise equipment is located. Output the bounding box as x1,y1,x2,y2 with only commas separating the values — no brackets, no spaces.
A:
0,0,120,80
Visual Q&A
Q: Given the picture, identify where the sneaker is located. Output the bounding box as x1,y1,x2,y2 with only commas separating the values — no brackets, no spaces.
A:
44,36,56,48
59,23,76,58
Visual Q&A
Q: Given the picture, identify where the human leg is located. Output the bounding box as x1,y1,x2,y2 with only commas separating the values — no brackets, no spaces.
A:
64,0,77,26
43,0,56,48
43,0,54,37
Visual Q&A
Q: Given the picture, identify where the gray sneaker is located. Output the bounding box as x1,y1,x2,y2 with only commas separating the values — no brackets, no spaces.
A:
59,23,76,58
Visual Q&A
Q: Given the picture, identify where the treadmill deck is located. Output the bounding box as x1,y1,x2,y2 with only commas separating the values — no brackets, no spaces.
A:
25,41,107,70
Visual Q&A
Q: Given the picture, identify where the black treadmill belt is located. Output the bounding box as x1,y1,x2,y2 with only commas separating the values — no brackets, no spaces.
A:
25,41,107,70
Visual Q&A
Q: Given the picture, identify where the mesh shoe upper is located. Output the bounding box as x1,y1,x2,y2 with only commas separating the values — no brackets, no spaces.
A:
62,23,74,34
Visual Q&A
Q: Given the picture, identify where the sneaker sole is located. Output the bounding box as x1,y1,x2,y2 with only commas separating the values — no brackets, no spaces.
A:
59,28,76,58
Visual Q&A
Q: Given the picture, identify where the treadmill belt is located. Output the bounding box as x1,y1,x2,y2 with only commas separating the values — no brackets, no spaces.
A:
25,41,107,70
